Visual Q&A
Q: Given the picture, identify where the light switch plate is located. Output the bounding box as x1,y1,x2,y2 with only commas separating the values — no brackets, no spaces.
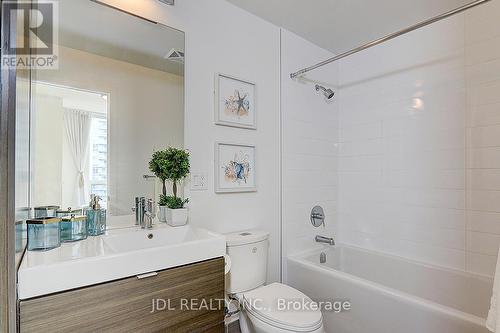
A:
191,173,208,191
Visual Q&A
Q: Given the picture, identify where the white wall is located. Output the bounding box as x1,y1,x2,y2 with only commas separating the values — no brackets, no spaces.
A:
338,0,500,276
32,84,107,210
281,29,339,279
99,0,281,282
32,95,64,207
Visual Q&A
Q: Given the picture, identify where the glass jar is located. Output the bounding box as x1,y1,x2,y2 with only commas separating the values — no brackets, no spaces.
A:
27,217,61,251
33,206,60,218
60,215,88,242
86,209,106,236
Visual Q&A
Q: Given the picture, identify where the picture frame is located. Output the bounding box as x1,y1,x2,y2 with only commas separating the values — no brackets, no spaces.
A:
214,73,257,130
215,142,257,193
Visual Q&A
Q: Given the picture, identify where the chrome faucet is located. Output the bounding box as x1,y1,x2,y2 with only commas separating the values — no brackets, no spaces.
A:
132,197,142,225
142,198,155,229
134,197,155,229
315,235,335,246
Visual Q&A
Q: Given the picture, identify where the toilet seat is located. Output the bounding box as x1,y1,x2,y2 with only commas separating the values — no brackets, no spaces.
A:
241,283,323,332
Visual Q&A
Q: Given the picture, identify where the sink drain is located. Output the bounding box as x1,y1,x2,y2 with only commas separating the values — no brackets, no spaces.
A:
147,233,153,239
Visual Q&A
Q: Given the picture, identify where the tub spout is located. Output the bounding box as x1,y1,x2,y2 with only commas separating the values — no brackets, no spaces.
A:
315,235,335,246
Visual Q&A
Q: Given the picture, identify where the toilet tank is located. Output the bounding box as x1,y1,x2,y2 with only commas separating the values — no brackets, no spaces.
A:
225,230,269,294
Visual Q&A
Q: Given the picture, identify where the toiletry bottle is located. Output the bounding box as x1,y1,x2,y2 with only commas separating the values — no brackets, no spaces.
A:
86,194,106,236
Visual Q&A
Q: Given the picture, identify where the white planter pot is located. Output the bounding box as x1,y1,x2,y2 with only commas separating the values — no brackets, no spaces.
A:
166,208,188,227
158,206,168,222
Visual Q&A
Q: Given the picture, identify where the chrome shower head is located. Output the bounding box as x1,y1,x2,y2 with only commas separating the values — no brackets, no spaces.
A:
315,85,335,100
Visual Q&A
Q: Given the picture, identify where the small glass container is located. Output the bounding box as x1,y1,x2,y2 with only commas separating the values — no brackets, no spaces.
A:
60,215,88,242
33,206,60,218
86,209,106,236
56,207,83,218
27,217,62,251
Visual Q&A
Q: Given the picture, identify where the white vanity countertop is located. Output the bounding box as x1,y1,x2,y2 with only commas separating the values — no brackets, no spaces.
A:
18,223,226,300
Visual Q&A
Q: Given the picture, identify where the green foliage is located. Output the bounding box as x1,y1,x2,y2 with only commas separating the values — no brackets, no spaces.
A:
159,195,189,209
150,147,190,206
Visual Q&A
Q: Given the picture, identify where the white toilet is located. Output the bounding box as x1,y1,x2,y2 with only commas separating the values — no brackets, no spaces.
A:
225,230,324,333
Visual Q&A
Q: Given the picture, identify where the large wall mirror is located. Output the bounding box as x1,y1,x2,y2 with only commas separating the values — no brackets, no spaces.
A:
18,0,185,229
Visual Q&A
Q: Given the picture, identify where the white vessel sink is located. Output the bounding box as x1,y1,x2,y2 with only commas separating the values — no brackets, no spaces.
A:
18,223,226,300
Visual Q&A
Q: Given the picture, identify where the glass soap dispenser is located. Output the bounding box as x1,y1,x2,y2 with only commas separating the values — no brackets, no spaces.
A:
85,194,106,236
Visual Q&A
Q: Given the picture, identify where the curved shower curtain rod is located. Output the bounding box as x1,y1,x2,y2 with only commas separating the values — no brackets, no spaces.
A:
290,0,492,79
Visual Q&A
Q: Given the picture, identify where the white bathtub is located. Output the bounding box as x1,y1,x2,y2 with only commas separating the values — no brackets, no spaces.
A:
287,245,493,333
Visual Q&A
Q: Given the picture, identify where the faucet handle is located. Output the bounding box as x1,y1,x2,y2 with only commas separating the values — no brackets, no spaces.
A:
310,206,326,228
311,212,324,219
146,199,156,216
143,199,155,229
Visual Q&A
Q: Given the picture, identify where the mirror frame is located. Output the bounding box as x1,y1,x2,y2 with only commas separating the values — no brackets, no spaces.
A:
1,2,19,332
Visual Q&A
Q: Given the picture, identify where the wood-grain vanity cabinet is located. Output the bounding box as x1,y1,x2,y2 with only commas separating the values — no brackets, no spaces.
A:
19,258,225,333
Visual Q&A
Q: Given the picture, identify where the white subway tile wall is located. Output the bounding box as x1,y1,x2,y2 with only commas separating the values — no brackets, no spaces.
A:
281,29,339,279
337,0,500,276
465,0,500,276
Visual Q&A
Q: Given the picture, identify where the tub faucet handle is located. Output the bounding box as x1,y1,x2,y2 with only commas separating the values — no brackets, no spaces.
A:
311,206,326,228
311,212,324,219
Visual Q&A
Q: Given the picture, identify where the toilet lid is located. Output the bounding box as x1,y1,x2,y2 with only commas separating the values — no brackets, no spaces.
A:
242,283,323,331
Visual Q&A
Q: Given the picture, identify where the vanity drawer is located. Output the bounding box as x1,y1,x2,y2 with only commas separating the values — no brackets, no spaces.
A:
19,257,225,333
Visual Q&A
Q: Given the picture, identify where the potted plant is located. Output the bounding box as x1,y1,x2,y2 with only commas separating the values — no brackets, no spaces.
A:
149,147,190,226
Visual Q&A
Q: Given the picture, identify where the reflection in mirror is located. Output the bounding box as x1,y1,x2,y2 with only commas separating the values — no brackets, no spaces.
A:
29,0,185,225
31,83,108,209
